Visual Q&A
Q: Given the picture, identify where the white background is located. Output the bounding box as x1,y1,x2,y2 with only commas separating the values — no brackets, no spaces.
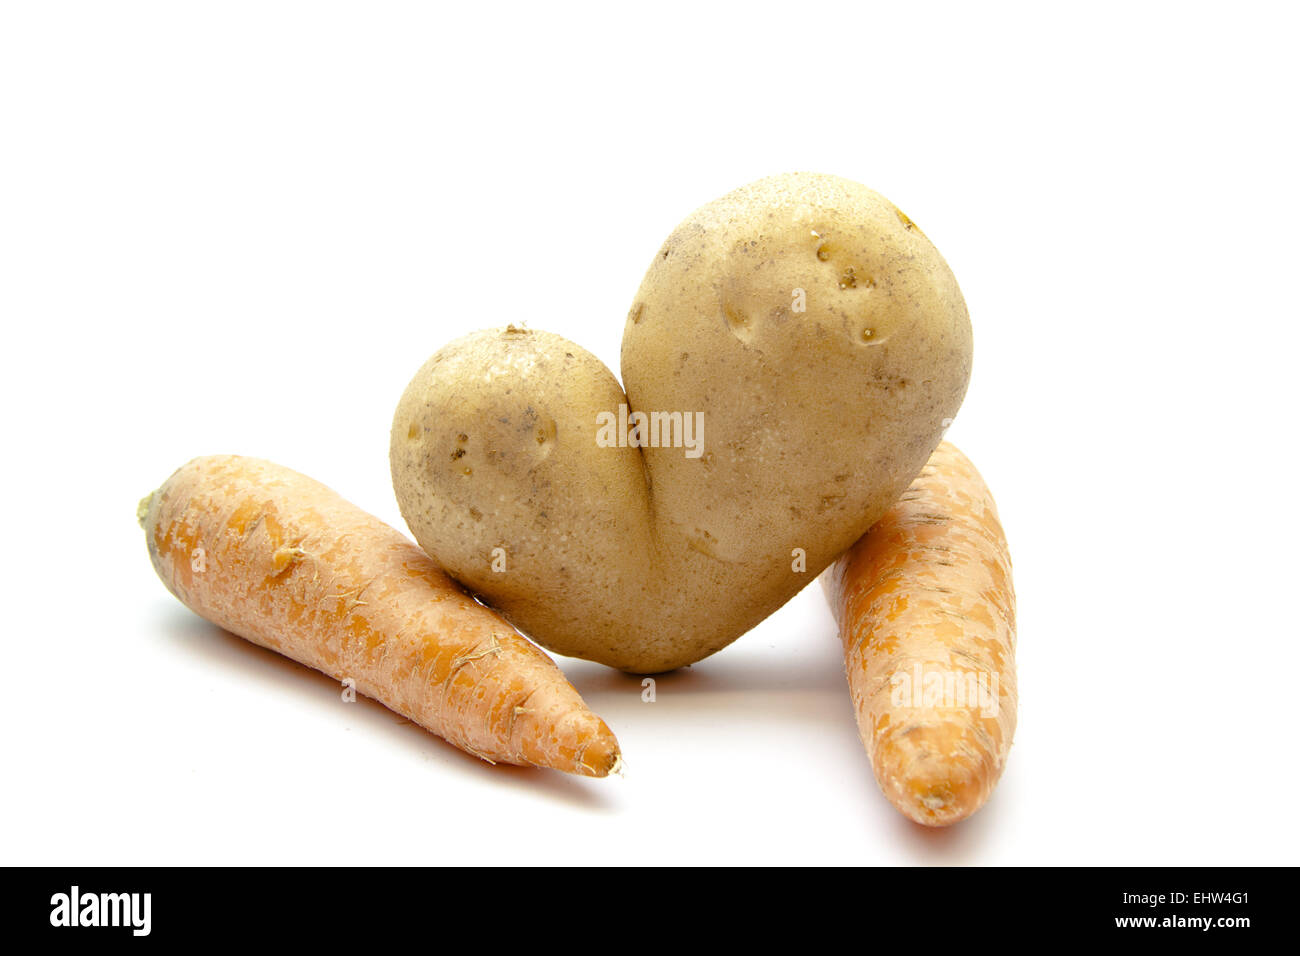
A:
3,2,1297,865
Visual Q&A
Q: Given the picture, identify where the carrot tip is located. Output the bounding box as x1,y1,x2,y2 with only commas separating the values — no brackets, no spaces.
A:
884,768,985,827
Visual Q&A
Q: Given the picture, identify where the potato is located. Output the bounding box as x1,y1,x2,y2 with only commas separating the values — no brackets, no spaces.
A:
391,173,971,672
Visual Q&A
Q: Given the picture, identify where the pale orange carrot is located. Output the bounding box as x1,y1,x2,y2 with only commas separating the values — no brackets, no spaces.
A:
139,455,621,777
822,441,1016,825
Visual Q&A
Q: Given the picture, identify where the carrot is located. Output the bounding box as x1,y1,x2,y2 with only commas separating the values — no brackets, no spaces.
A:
139,455,621,777
821,441,1016,825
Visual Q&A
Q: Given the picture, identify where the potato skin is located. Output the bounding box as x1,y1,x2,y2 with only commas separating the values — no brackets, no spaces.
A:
392,173,971,672
391,327,656,667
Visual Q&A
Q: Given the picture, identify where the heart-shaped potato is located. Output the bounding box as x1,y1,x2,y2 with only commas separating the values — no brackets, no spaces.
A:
391,173,971,672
